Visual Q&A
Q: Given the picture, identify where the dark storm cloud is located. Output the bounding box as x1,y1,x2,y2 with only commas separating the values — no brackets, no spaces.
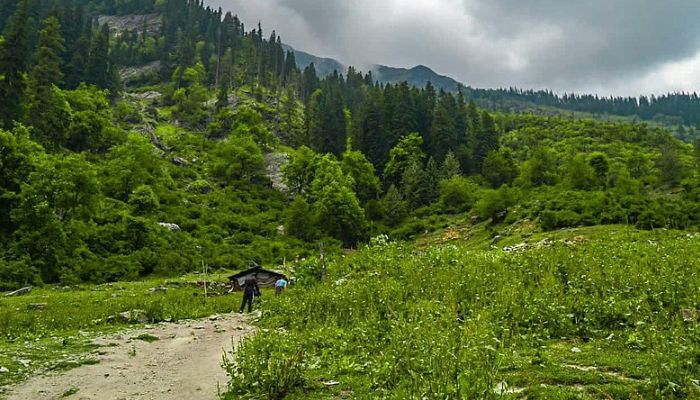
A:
205,0,700,95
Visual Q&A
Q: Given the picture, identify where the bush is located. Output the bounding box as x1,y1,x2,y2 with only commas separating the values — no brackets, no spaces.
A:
439,176,480,213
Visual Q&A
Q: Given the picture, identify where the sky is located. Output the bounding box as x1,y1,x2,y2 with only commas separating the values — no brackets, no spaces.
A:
204,0,700,96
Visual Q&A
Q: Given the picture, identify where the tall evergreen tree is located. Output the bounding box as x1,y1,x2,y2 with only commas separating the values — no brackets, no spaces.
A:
0,0,31,128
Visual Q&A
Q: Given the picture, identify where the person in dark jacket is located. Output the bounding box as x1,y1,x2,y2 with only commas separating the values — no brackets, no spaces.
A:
239,276,259,314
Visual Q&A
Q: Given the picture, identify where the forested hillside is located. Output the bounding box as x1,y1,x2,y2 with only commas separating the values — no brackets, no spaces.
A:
1,0,700,292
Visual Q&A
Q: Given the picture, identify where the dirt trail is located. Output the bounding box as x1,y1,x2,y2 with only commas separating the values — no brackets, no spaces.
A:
5,313,255,400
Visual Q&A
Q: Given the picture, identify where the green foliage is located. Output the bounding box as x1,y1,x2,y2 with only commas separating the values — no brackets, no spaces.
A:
210,134,266,186
285,196,316,241
341,145,380,203
439,176,480,213
311,155,368,246
474,186,520,223
228,232,700,398
384,132,425,186
482,149,518,188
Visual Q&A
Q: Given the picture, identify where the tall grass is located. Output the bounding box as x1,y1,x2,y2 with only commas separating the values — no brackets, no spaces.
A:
225,229,700,399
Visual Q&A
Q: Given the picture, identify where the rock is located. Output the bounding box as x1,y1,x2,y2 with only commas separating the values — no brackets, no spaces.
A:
323,381,340,386
193,325,206,330
503,243,528,253
171,157,187,166
277,225,286,236
571,347,582,353
0,367,8,373
97,14,162,37
470,215,483,225
208,315,220,321
28,303,47,310
5,287,31,297
157,222,181,231
491,235,503,244
120,61,161,85
117,310,149,324
264,153,290,192
146,286,168,294
682,308,699,322
17,360,30,367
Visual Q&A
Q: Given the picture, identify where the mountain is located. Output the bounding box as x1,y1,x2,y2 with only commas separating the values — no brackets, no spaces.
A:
371,64,461,92
285,46,459,92
282,45,346,78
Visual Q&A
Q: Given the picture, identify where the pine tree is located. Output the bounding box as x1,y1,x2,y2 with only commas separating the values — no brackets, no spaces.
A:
475,111,499,172
429,91,458,162
85,24,111,89
0,0,31,128
441,151,462,179
27,17,71,150
31,16,65,88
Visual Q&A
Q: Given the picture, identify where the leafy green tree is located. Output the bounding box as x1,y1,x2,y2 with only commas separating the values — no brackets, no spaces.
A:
440,176,480,213
482,149,519,188
211,134,266,186
657,145,689,186
66,84,126,152
283,146,318,195
172,63,208,126
341,144,380,203
473,186,520,223
128,185,160,215
384,132,425,186
310,155,367,246
519,147,558,187
565,154,595,190
12,154,100,283
103,134,169,201
285,196,316,241
588,152,610,188
231,107,277,149
0,126,42,238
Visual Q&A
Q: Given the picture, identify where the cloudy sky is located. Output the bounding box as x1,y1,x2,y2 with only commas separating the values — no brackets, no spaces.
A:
205,0,700,96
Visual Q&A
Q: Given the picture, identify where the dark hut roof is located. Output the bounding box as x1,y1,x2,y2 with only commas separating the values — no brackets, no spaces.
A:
228,266,287,281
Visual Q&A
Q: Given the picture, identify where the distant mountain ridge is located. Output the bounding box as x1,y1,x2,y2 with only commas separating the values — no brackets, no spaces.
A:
285,45,460,92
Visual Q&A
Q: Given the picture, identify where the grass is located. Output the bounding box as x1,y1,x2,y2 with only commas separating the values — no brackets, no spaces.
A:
224,226,700,399
0,272,243,389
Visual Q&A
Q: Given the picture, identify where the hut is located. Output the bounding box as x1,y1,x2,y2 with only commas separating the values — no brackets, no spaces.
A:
228,266,288,291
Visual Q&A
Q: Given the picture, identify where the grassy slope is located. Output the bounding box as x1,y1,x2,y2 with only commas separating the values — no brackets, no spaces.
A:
225,226,700,399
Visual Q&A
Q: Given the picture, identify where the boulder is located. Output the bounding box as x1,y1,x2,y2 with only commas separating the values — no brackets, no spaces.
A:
5,287,31,297
171,157,187,166
118,310,149,324
158,222,181,231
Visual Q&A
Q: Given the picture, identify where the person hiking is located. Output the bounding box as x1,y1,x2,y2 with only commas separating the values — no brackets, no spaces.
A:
239,275,259,314
275,277,288,295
